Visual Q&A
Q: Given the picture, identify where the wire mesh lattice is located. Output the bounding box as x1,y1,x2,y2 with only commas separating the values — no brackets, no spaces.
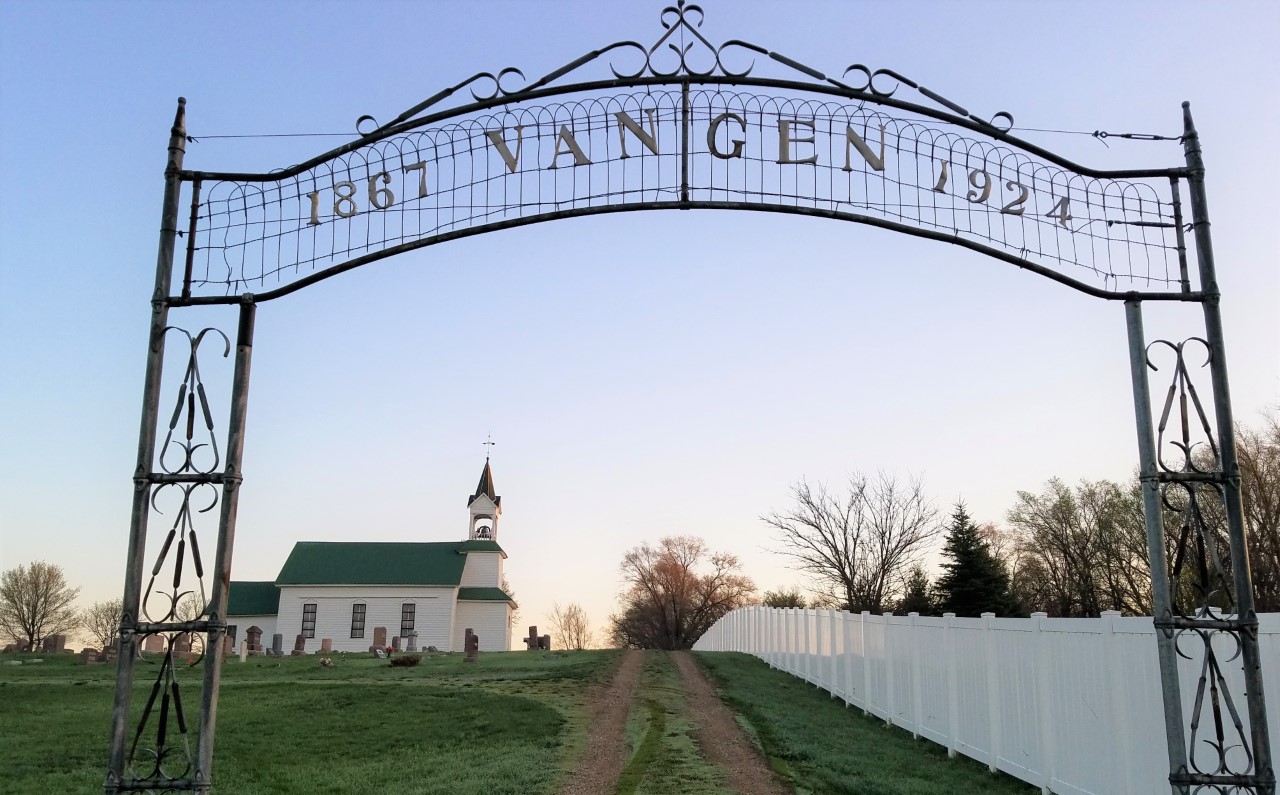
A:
187,88,1184,299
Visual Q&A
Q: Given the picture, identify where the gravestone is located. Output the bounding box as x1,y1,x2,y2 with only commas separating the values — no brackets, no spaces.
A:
80,648,99,665
464,628,479,663
239,640,247,663
391,635,401,652
245,626,262,654
370,646,385,659
2,644,14,653
222,636,235,657
406,630,418,653
320,638,333,653
172,633,192,655
17,641,30,652
540,634,552,651
524,625,540,651
271,633,284,657
372,627,387,647
291,634,306,656
42,634,67,653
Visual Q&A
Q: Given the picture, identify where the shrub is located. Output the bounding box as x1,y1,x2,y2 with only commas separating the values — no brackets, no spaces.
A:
389,654,421,668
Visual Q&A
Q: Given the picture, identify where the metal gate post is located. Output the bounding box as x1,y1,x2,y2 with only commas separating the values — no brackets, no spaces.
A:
1125,299,1190,793
106,97,187,793
195,298,256,790
1181,102,1275,794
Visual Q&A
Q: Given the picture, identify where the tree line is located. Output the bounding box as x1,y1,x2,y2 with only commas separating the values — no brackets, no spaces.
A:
761,412,1280,618
0,562,127,652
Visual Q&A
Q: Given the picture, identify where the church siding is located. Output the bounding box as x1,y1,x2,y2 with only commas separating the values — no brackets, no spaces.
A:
276,585,458,652
460,552,502,587
225,614,276,648
455,600,511,651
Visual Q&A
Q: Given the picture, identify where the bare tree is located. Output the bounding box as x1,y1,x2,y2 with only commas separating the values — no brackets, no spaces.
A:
0,562,81,650
1005,478,1151,616
174,592,205,622
763,472,941,613
1237,409,1280,611
84,598,123,651
609,535,754,649
547,602,592,649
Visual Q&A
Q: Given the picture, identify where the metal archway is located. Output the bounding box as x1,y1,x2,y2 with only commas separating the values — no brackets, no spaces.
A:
106,3,1273,793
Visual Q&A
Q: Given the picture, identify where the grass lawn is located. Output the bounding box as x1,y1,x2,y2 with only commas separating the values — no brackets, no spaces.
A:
0,649,615,795
695,652,1036,795
3,649,1041,794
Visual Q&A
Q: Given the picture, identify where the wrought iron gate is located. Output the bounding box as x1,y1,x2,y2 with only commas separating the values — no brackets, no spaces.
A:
106,3,1273,793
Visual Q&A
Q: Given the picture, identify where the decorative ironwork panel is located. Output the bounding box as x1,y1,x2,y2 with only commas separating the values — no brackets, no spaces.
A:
110,327,228,793
179,1,1188,302
1148,337,1266,793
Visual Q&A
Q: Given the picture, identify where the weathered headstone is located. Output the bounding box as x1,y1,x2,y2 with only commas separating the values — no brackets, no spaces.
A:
222,636,235,657
239,640,247,663
42,634,67,653
370,646,385,659
172,633,192,655
272,633,284,657
464,628,479,663
524,625,540,651
291,634,306,656
244,626,262,654
320,638,333,653
17,641,30,652
372,627,387,647
406,630,418,653
391,635,402,652
79,648,99,665
540,634,552,651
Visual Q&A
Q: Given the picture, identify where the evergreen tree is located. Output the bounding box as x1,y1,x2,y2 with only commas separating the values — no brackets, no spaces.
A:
896,565,935,615
935,503,1020,617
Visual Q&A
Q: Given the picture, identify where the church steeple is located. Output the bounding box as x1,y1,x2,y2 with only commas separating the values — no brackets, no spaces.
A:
467,458,501,541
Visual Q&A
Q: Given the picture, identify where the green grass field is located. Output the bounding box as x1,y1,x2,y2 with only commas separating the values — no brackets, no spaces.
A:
0,649,613,795
695,653,1034,795
0,649,1034,794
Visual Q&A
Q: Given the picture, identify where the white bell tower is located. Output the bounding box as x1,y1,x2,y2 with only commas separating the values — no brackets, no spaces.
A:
467,458,501,541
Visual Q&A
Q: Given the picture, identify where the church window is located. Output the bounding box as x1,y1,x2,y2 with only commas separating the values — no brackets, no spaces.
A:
302,603,317,638
401,603,415,635
350,604,366,638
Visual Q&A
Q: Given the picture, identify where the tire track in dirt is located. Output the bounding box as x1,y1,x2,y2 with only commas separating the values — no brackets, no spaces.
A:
557,649,644,795
672,651,792,795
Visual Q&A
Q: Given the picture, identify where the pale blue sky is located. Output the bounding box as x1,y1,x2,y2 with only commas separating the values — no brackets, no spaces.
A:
1,1,1277,644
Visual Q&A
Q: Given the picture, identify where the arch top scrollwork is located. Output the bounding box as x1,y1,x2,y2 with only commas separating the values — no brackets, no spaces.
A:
367,1,1016,140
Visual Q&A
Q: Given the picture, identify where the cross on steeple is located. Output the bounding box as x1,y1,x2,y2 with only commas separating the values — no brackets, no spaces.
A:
483,433,495,460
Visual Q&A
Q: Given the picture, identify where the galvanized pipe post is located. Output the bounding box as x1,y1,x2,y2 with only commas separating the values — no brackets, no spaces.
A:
195,297,256,790
1125,299,1190,793
1181,102,1275,794
106,97,188,793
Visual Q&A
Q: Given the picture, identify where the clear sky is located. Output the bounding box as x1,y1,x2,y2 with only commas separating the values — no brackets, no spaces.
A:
1,1,1277,647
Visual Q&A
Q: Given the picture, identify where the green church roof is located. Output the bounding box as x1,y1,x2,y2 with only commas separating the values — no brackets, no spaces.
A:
455,540,505,554
457,587,516,604
226,581,280,616
276,541,505,586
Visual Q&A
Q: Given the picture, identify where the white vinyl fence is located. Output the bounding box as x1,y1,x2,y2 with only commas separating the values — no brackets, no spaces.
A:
694,607,1280,795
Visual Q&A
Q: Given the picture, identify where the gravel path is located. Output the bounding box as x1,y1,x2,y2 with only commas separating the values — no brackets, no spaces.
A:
557,649,644,795
672,651,792,795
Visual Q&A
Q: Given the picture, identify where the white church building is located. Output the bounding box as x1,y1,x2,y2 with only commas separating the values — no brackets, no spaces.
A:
226,459,515,653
